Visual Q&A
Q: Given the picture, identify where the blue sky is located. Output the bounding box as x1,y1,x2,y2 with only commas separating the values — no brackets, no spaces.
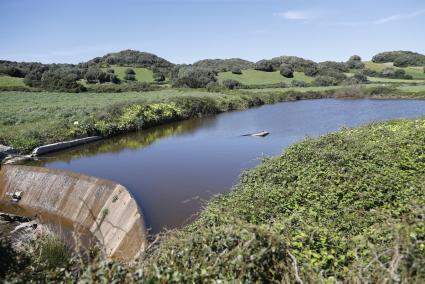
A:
1,0,424,64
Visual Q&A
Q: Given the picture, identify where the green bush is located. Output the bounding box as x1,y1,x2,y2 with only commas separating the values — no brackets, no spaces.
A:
124,68,135,75
279,64,294,78
313,75,339,86
347,55,365,69
222,79,242,89
231,67,242,74
254,60,274,72
372,51,425,67
172,68,217,88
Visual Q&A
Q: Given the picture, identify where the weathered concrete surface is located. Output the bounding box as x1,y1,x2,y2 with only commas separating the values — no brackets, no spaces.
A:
0,165,148,261
32,136,102,156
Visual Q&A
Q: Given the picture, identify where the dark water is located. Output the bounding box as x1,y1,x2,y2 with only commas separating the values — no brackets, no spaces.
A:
29,99,425,233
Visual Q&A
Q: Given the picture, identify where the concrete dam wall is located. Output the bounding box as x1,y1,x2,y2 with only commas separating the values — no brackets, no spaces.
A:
0,165,148,261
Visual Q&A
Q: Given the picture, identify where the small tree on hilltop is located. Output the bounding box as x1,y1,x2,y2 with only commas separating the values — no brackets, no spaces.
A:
347,55,365,69
279,64,294,78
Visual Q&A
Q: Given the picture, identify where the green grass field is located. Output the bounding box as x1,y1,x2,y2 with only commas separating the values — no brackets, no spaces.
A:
0,76,25,87
218,70,314,85
104,66,155,82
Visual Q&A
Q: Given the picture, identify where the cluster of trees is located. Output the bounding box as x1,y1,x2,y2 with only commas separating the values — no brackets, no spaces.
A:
23,65,87,92
359,67,413,79
85,68,119,84
0,61,45,78
172,67,217,88
372,51,425,67
252,56,356,86
192,59,254,73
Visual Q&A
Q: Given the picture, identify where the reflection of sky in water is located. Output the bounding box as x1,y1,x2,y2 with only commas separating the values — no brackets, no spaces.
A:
30,99,425,233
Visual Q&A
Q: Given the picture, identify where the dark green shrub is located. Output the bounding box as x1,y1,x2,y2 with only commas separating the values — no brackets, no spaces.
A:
304,66,318,77
124,68,135,75
223,79,242,89
172,68,217,88
360,68,379,77
352,72,368,83
291,80,308,87
279,64,294,78
85,68,118,84
316,68,347,82
192,59,254,72
106,68,115,73
318,61,349,73
0,66,25,77
380,68,412,79
40,70,86,92
347,55,365,69
372,51,425,66
313,75,339,86
231,67,242,74
254,60,274,72
393,55,410,67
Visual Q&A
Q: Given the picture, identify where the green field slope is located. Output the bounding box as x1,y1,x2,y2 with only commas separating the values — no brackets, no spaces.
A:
0,76,25,87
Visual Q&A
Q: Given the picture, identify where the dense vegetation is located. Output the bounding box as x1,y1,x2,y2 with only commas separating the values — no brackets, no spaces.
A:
372,51,425,67
86,49,174,69
192,58,254,72
2,118,425,282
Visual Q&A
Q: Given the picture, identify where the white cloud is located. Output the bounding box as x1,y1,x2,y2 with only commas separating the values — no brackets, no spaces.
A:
275,10,320,21
373,9,425,24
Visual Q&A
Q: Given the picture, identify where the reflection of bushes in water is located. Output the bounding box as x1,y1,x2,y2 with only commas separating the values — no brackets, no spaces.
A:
30,119,204,166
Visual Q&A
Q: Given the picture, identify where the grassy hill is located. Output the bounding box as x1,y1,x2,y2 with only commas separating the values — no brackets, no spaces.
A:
218,70,314,85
